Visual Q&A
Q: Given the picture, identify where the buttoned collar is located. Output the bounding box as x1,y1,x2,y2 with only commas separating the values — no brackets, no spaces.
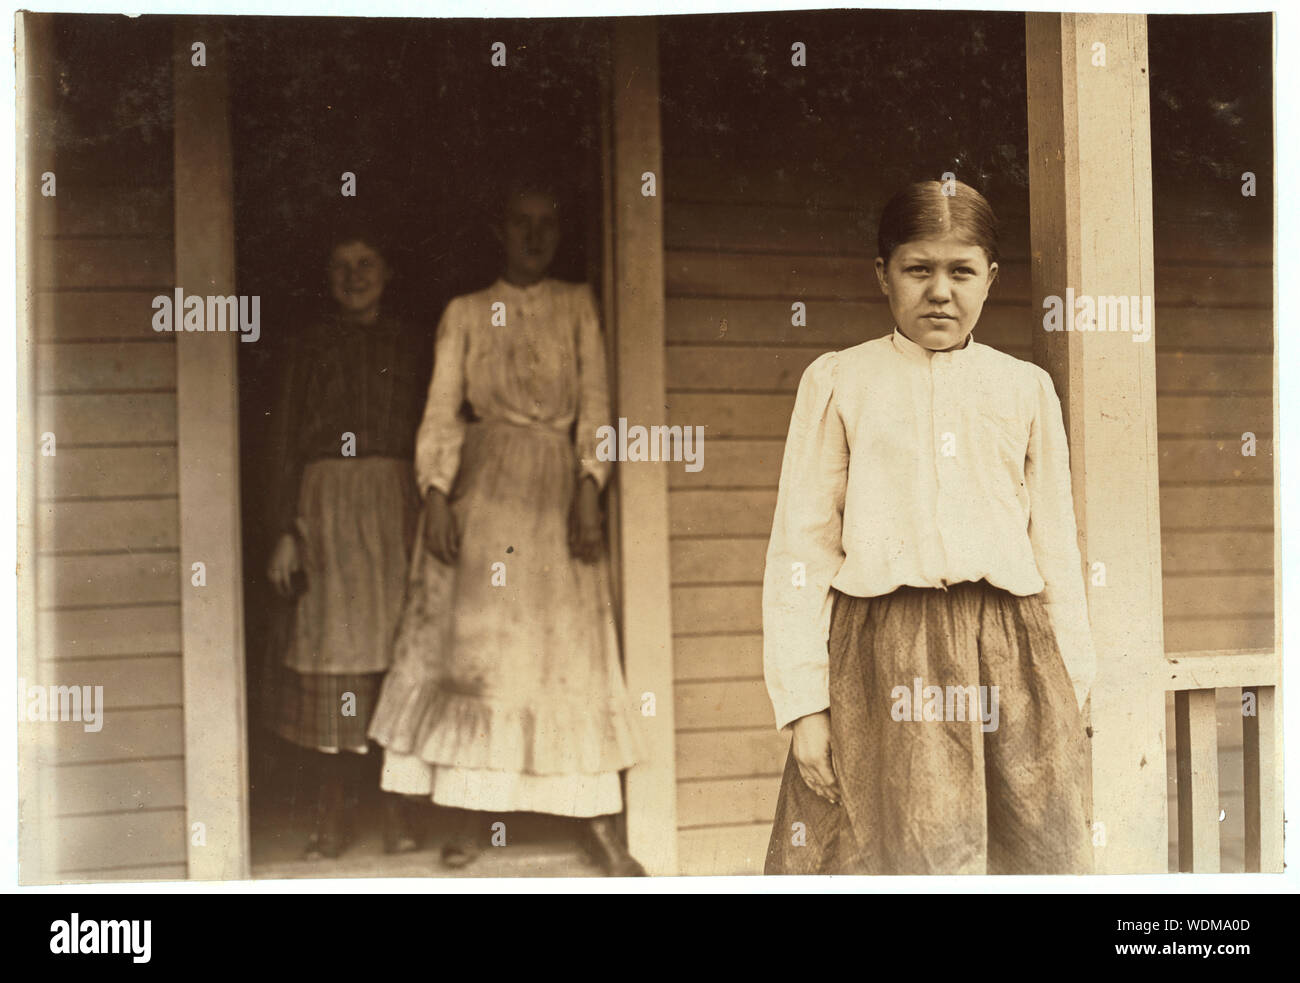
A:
890,326,976,363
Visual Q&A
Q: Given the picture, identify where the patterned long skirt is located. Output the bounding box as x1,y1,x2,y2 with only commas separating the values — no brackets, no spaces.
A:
765,580,1094,875
265,456,419,754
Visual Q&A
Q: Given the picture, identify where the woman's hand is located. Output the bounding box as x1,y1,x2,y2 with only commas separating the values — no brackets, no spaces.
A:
267,533,301,599
568,475,602,563
791,710,841,806
423,487,461,565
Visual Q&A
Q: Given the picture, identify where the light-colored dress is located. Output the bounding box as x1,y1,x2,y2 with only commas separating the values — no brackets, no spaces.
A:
367,277,642,817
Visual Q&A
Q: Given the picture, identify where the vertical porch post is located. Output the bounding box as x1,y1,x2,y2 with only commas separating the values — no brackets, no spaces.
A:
608,17,679,875
173,20,250,880
1025,13,1168,873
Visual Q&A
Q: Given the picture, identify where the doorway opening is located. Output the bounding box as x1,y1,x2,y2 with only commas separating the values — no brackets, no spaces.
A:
227,16,613,878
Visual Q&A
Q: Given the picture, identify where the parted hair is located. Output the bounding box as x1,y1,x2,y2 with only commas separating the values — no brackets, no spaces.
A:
876,180,1000,269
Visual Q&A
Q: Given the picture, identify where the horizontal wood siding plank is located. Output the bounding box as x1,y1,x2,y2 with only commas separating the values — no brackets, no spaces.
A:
677,822,771,876
668,443,784,491
1160,486,1272,530
36,446,178,499
669,488,778,531
1162,575,1273,618
671,537,767,584
1158,436,1272,482
1153,265,1271,310
666,298,1034,348
43,758,185,816
1163,617,1274,653
665,249,1032,302
38,499,179,553
676,729,787,781
37,393,178,445
51,185,172,238
1153,307,1272,351
673,634,763,681
37,605,181,660
668,393,794,439
1156,353,1272,393
675,678,771,731
37,239,172,290
50,809,187,873
37,342,175,393
37,654,183,709
1161,531,1272,574
55,863,189,883
672,586,761,636
37,553,180,608
678,777,779,828
34,291,166,341
1157,397,1272,436
37,707,184,765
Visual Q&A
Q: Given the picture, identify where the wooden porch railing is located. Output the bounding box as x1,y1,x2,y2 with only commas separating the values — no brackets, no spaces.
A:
1167,650,1282,872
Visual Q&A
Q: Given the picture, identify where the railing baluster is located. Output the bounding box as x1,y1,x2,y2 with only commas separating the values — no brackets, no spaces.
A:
1175,688,1221,872
1243,685,1281,872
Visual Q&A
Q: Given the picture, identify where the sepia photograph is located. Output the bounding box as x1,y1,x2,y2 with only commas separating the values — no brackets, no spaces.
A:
12,1,1285,891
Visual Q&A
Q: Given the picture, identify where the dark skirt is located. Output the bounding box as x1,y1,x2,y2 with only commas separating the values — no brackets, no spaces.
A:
765,580,1094,875
266,666,383,754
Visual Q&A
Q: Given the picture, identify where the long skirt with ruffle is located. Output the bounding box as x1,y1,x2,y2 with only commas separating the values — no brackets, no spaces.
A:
367,419,642,817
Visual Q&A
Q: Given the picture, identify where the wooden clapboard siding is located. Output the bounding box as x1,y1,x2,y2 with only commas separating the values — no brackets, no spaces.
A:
40,708,185,766
46,810,188,873
1153,193,1274,658
678,823,772,876
26,16,185,880
36,605,182,661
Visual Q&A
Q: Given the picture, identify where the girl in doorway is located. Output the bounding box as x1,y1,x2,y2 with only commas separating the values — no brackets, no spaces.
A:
265,227,427,860
763,180,1096,875
367,176,645,876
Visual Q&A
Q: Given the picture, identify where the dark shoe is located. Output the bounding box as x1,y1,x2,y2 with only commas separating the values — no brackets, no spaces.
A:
302,830,345,861
585,816,647,877
382,795,420,855
440,808,483,870
304,766,348,861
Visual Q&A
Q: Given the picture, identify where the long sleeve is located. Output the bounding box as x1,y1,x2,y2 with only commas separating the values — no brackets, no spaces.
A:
762,352,849,732
414,298,469,497
1025,367,1098,711
572,284,613,490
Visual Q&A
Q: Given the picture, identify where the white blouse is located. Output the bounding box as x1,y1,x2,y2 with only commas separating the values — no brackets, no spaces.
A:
763,327,1098,732
414,277,612,497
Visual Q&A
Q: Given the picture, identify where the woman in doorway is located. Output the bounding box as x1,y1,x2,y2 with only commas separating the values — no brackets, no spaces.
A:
265,227,427,860
367,176,645,876
762,180,1096,875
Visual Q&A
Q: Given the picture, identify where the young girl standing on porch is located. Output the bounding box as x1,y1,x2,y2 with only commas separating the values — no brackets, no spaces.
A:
265,228,426,860
763,180,1097,875
367,176,645,876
